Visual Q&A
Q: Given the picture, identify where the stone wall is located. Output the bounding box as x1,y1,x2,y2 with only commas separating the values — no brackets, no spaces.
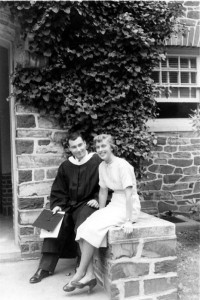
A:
16,104,67,258
94,213,177,300
140,132,200,216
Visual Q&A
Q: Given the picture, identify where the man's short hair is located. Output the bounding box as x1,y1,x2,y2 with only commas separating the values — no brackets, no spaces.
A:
68,131,85,144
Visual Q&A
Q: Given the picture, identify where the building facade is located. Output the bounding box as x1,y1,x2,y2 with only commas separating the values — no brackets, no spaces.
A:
0,1,199,258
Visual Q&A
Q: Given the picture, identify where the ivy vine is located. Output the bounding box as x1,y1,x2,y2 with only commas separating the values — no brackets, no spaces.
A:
5,0,183,177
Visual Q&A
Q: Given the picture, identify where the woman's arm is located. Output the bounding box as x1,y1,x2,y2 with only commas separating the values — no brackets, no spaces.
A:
99,187,108,209
123,186,134,234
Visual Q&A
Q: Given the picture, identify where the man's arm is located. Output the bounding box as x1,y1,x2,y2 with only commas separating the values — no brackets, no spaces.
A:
50,163,70,212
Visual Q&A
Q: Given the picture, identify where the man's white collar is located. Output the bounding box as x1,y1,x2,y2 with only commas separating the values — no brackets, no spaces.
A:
69,151,96,165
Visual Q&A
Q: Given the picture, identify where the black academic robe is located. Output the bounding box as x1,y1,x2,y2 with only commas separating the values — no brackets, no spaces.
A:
42,154,102,258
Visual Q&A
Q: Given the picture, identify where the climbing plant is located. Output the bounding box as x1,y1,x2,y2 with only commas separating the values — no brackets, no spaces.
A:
6,0,183,176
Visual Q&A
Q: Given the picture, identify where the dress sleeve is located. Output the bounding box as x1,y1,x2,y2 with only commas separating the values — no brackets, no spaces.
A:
99,163,107,189
119,160,136,190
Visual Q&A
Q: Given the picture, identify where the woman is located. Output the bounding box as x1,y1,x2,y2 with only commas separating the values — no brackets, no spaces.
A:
63,134,141,293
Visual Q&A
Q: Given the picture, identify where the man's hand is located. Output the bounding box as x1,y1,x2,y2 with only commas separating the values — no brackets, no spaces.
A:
87,199,99,209
121,221,133,235
52,206,62,214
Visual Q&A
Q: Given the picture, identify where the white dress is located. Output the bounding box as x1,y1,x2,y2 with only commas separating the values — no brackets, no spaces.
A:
75,157,141,248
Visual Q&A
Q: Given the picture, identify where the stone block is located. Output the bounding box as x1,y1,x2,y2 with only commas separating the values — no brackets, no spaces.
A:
154,159,167,165
164,146,177,152
184,1,200,6
180,175,200,182
19,181,53,197
53,131,68,143
17,130,52,138
163,183,188,191
46,168,58,179
142,191,173,201
124,280,140,297
106,242,139,259
110,262,149,280
149,165,174,174
157,291,177,300
38,116,60,129
179,144,200,151
18,170,32,184
194,156,200,165
157,137,167,145
187,10,200,19
140,180,162,191
174,168,183,174
20,243,29,253
38,140,51,146
17,155,64,169
168,138,190,145
108,213,175,244
16,104,38,113
142,238,176,258
144,276,177,295
183,166,198,175
16,140,34,155
18,197,44,210
30,242,42,252
191,138,200,144
19,209,42,225
142,172,157,181
17,115,36,128
163,174,182,184
173,189,192,195
183,193,200,199
173,152,191,159
168,159,193,167
34,169,45,181
157,153,172,159
36,141,64,155
193,181,200,193
20,226,34,236
155,259,177,274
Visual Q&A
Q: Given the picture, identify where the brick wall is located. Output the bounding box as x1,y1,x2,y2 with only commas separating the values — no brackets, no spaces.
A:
1,173,12,216
16,104,67,258
140,132,200,215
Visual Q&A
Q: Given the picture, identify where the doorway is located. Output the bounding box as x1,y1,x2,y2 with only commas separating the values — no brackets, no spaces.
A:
0,45,19,260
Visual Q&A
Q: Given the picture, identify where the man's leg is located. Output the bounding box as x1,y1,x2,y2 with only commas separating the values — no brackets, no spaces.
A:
30,213,77,283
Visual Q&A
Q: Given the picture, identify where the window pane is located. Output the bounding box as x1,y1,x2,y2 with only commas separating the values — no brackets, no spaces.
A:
161,60,167,68
191,72,196,84
180,58,189,68
168,57,178,68
162,71,167,83
152,71,159,83
170,87,178,98
157,103,197,118
180,87,189,98
169,71,178,83
191,88,196,98
190,58,196,68
181,72,189,83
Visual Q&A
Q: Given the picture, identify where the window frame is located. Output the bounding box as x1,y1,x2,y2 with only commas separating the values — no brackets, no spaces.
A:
148,47,200,132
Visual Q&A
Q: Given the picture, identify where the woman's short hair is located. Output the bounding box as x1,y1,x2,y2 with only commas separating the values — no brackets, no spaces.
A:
93,134,118,152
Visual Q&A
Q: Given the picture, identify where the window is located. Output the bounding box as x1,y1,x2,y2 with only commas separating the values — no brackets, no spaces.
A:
152,54,199,119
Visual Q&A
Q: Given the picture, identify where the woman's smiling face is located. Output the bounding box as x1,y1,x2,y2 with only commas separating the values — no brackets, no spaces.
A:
96,139,113,162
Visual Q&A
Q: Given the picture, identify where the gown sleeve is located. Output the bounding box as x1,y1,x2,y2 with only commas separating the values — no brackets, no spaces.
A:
50,163,70,210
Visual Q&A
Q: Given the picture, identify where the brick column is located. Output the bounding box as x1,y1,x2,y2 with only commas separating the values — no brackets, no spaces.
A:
94,212,177,300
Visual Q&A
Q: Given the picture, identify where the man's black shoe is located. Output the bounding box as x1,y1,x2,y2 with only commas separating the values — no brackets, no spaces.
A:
29,268,51,284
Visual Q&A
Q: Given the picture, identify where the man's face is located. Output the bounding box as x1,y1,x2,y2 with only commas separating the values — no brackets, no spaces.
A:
68,137,87,161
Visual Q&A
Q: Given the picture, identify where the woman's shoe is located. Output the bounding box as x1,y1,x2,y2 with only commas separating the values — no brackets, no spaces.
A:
63,282,76,292
71,278,97,293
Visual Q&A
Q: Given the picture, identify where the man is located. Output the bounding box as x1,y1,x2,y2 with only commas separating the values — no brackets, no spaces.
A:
30,131,102,283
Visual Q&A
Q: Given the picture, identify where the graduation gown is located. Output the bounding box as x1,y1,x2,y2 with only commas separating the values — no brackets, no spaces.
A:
42,153,101,258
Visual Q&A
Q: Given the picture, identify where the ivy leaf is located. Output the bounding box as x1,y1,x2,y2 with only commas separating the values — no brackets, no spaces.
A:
42,94,49,101
43,49,52,57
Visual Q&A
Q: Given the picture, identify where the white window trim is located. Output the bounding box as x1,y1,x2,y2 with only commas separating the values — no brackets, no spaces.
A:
148,47,200,132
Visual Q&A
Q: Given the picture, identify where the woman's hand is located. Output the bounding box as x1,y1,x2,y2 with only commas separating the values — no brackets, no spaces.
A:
121,221,133,234
87,199,99,209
